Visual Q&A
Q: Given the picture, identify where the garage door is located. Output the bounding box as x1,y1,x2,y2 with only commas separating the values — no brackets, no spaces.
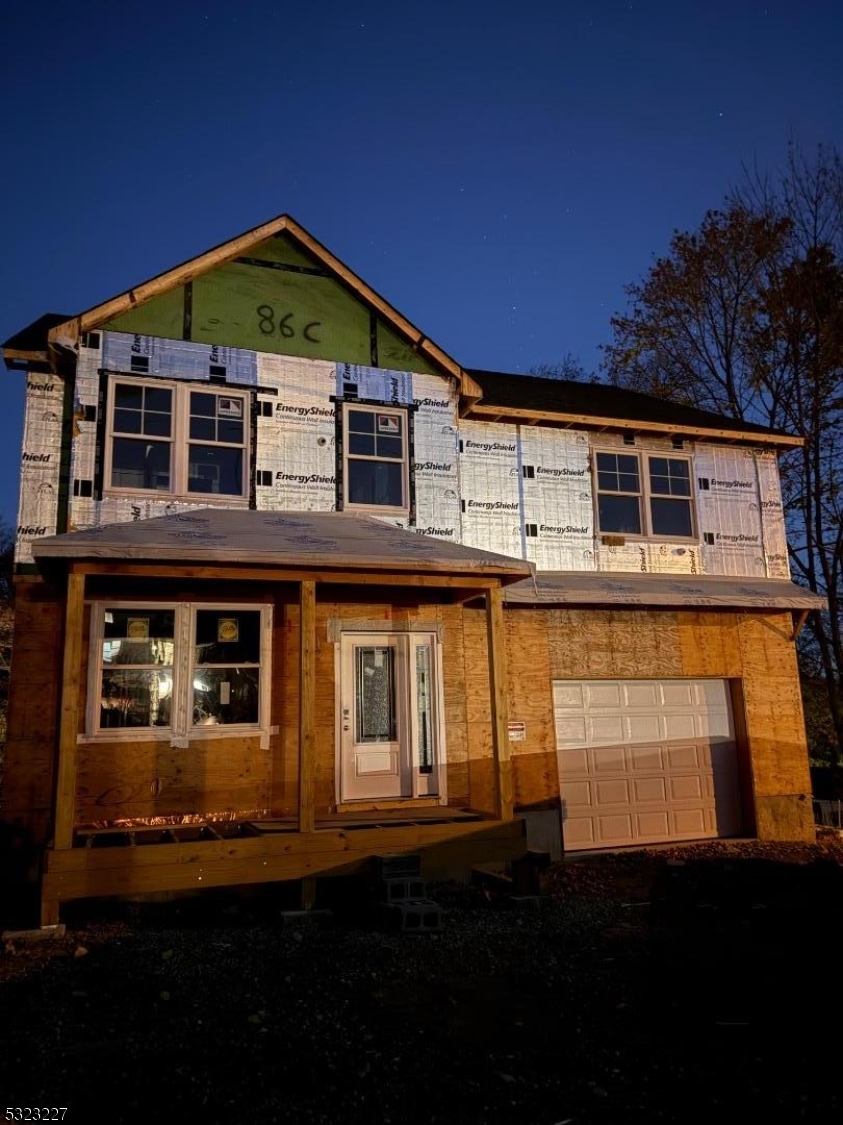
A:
554,679,742,851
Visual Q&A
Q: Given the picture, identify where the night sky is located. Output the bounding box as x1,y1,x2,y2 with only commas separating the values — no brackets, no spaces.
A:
2,0,841,524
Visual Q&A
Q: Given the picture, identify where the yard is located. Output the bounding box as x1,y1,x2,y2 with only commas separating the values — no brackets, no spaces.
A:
2,836,842,1124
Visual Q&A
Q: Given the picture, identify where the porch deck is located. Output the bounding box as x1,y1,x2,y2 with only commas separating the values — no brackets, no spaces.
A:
41,811,526,922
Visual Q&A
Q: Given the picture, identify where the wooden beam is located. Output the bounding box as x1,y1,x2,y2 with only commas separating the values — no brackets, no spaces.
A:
71,561,516,587
790,608,811,642
486,586,513,821
53,569,85,850
299,580,316,834
42,819,525,901
466,403,803,448
3,348,49,364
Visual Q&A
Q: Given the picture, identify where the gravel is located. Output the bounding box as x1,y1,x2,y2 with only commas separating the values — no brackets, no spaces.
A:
2,836,842,1124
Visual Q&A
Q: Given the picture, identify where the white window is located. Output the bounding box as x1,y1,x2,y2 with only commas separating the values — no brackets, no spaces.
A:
595,451,695,539
106,376,249,499
89,602,271,739
342,404,409,513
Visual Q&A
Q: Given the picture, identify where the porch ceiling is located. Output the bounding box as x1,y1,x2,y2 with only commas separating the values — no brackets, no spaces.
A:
31,508,534,582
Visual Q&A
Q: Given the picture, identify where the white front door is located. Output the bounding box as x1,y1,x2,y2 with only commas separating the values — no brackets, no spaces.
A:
339,632,443,802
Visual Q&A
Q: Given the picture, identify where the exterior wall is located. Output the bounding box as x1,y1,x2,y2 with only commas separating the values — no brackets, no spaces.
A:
1,574,812,845
15,336,790,582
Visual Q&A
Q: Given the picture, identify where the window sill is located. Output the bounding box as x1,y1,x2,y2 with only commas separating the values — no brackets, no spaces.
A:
342,504,410,519
79,725,266,745
599,533,700,545
101,488,251,505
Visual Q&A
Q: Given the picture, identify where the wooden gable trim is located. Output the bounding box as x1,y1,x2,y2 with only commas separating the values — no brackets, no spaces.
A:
282,218,481,398
465,403,803,448
43,214,481,399
47,215,292,345
4,348,49,364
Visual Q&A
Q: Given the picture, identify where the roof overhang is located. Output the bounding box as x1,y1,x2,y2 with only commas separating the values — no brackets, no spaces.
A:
503,570,826,611
31,509,533,588
464,403,803,449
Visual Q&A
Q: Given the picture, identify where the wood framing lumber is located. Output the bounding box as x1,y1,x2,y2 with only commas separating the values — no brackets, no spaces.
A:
53,569,85,850
486,586,513,820
299,580,316,833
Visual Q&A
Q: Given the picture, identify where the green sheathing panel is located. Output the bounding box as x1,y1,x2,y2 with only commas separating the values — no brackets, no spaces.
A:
96,233,449,373
191,261,371,363
377,320,435,375
247,233,320,268
102,287,185,338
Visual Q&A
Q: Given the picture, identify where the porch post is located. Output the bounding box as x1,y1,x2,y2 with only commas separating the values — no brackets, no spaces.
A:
299,579,317,833
485,584,513,820
53,567,85,851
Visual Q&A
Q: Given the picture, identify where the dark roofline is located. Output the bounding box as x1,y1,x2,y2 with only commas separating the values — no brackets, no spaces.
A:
466,368,800,446
3,313,75,368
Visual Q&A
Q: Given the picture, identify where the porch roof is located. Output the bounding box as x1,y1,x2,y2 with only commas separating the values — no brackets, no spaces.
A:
503,570,827,611
31,508,534,581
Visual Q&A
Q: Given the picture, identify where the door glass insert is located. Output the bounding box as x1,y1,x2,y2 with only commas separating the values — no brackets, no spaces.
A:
355,646,396,742
416,643,434,773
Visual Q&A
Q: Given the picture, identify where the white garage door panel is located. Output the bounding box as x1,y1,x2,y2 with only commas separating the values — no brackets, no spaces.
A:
596,779,631,804
666,743,704,770
663,714,697,740
634,777,667,802
669,775,705,801
554,678,742,851
590,683,624,708
637,811,671,836
590,716,626,745
556,683,586,708
559,747,589,776
662,682,696,706
556,716,588,745
625,682,660,707
592,746,626,773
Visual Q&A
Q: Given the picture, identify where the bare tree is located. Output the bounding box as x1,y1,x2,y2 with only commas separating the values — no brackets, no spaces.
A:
602,147,843,759
529,354,591,382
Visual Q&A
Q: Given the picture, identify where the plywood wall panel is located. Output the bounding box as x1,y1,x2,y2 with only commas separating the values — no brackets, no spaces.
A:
75,735,271,825
2,579,64,839
462,609,496,815
546,608,682,680
505,610,557,809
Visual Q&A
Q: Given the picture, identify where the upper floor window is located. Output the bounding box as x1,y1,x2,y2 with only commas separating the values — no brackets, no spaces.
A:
106,376,249,499
342,404,409,513
595,451,695,539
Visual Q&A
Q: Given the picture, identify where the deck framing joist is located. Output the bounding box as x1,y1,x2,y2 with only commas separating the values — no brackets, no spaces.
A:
41,819,525,913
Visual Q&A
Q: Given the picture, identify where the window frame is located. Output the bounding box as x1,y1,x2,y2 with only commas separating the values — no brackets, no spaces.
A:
341,402,410,515
85,600,272,743
593,449,697,541
104,375,251,502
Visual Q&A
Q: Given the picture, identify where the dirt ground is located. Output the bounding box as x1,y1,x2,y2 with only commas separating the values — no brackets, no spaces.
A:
2,834,843,1124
